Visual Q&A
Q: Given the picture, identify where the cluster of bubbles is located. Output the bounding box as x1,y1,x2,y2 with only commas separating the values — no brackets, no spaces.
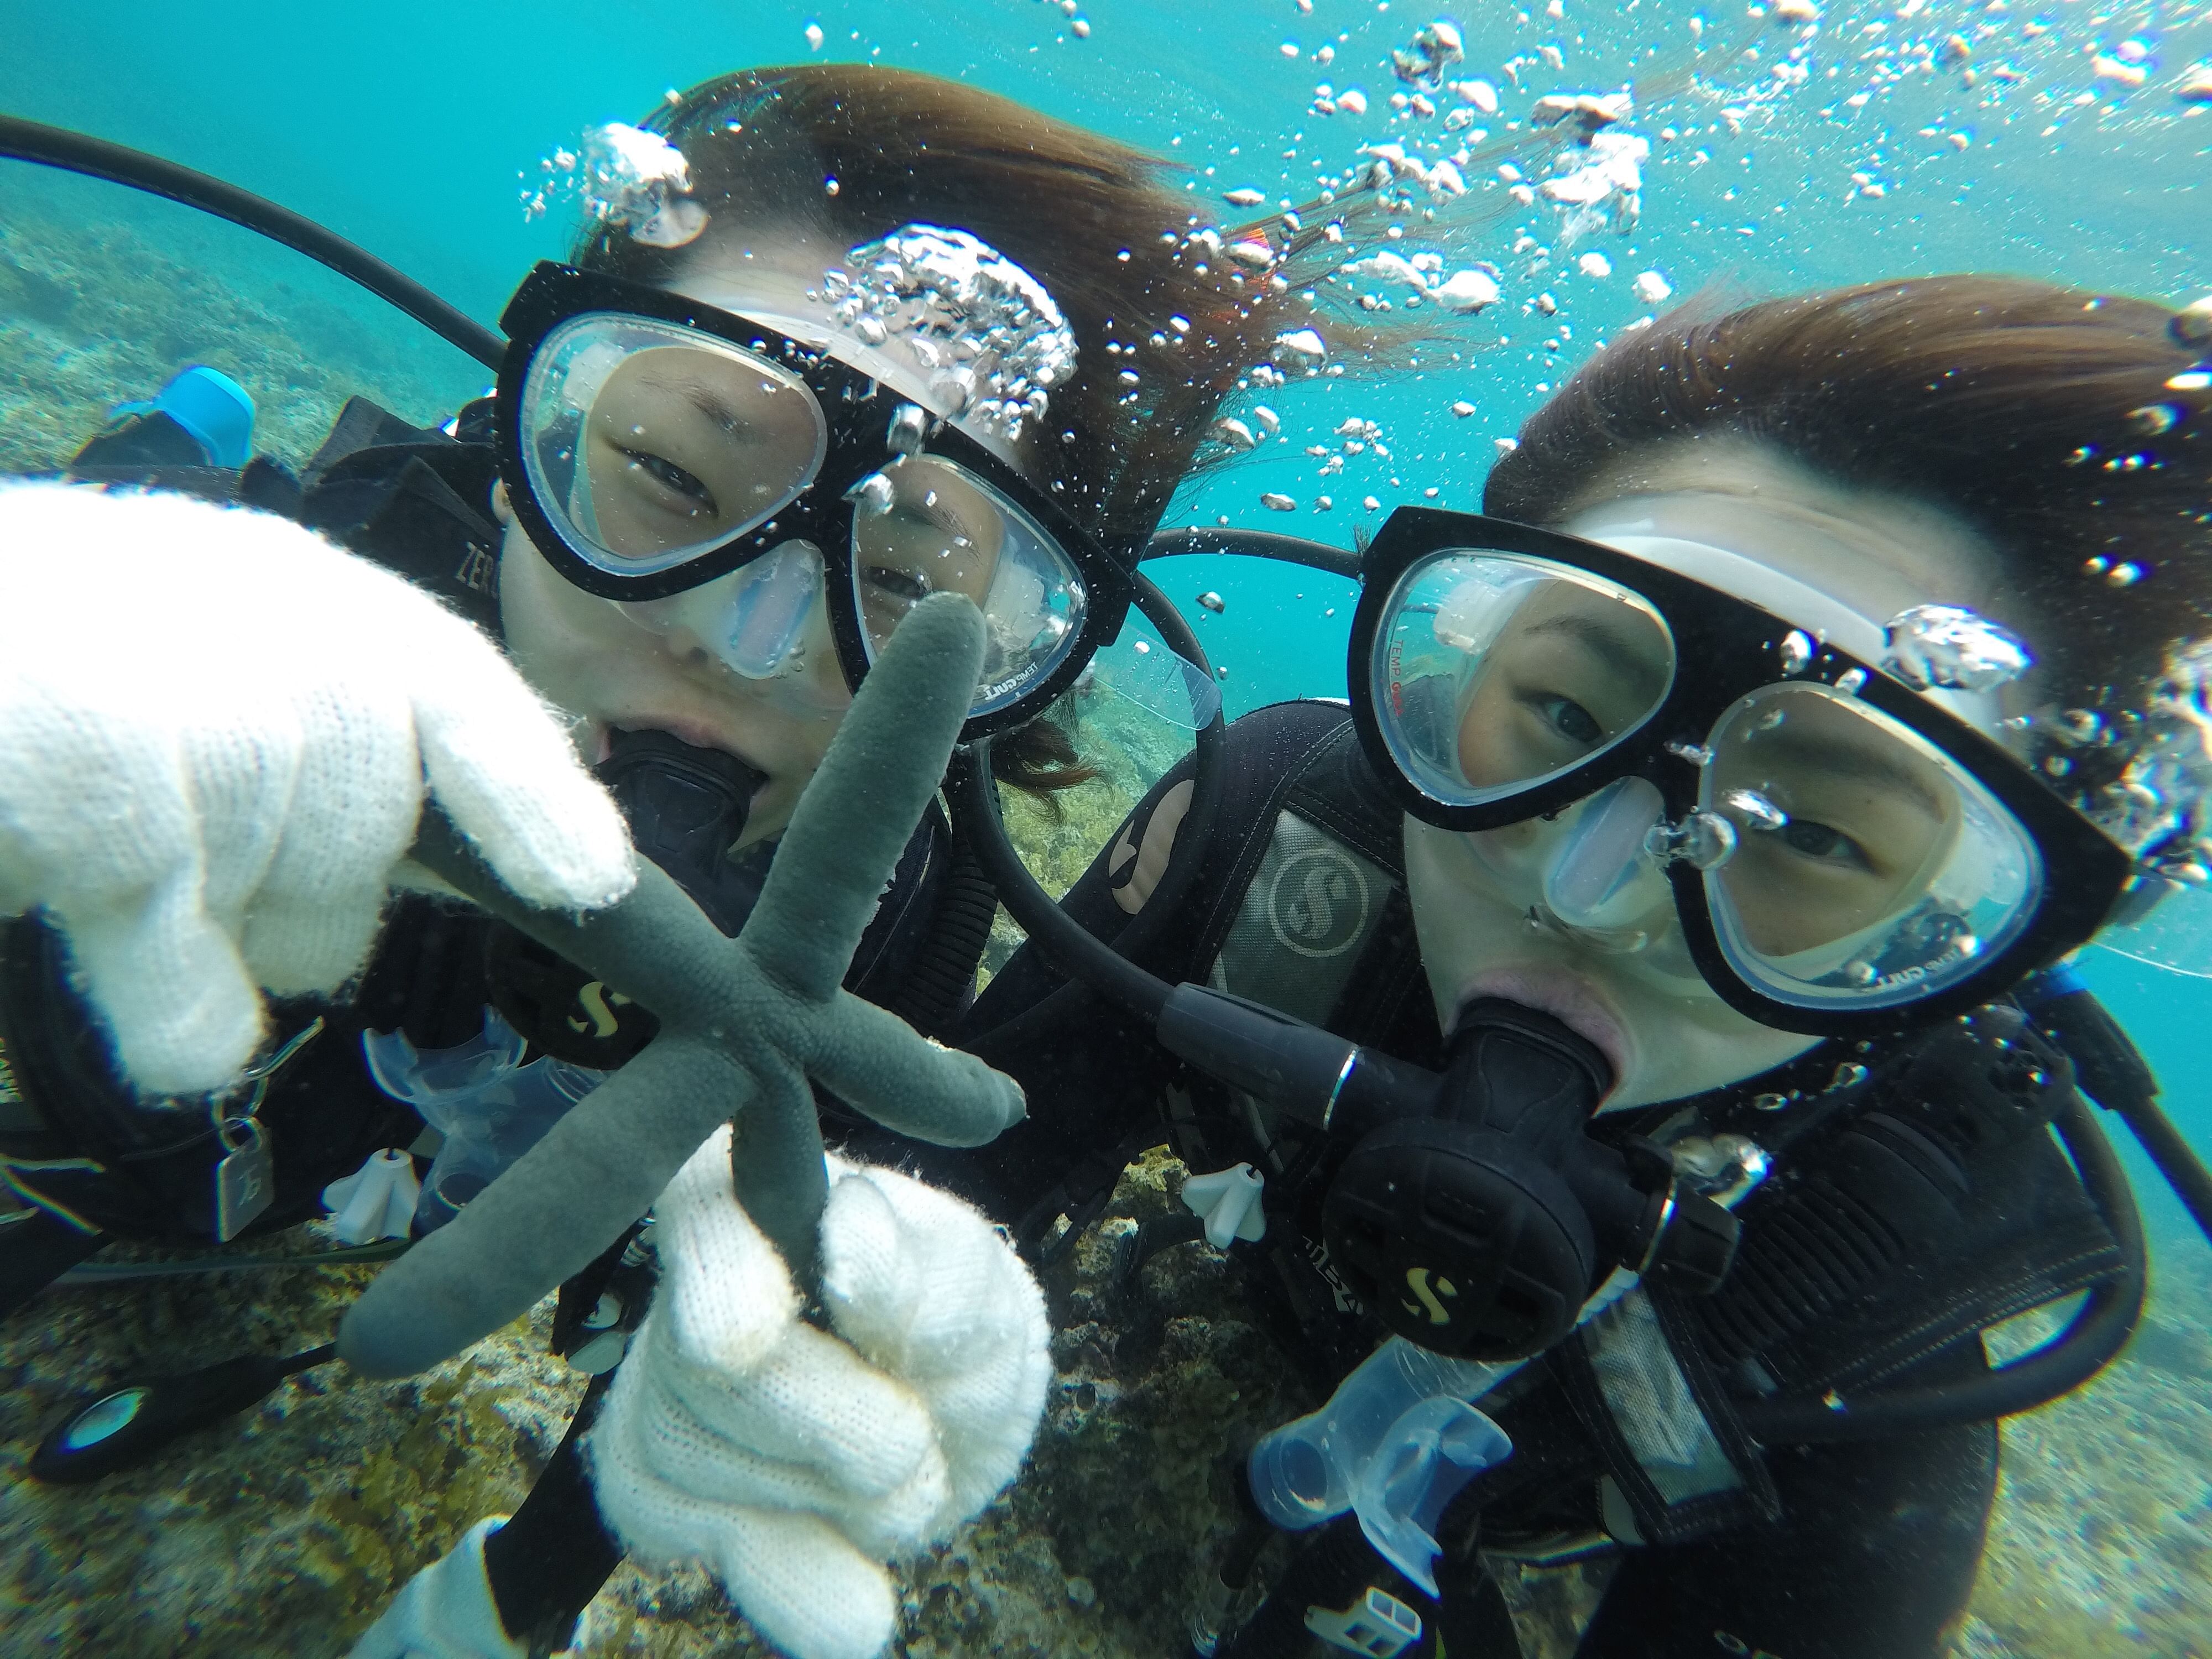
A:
1530,95,1645,241
1880,604,2035,695
523,123,709,250
823,226,1079,446
2019,644,2212,880
1871,604,2212,880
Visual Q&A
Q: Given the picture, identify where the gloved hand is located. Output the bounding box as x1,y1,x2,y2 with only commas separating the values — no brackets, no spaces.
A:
344,1517,523,1659
585,1127,1052,1659
0,482,634,1097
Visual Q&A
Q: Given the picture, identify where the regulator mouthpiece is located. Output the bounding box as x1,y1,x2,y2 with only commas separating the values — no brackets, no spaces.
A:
1323,1000,1733,1359
596,728,770,936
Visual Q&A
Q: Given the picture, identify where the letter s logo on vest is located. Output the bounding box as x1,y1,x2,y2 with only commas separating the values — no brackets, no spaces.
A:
1267,846,1371,958
567,981,634,1039
1402,1265,1460,1326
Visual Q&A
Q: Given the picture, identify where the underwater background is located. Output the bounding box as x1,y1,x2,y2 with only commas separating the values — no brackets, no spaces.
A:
2,0,2210,1653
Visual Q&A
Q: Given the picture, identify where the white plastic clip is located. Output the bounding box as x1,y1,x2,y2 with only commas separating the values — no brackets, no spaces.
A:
1181,1162,1267,1248
321,1149,421,1244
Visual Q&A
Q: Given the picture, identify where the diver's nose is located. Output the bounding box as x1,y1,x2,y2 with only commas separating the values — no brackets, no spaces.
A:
709,540,825,681
1540,776,1673,933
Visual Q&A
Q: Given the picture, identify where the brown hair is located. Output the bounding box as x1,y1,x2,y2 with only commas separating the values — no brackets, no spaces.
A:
1484,276,2212,726
572,63,1353,796
572,64,1300,546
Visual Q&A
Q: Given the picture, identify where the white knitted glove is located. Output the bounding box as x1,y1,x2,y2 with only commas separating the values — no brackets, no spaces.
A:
586,1128,1052,1659
345,1517,524,1659
0,482,634,1097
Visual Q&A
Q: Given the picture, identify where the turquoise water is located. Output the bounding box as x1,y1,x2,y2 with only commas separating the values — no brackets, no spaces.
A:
3,1,2211,1651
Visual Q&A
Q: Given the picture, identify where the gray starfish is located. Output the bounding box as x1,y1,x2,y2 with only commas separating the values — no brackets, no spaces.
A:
338,593,1025,1380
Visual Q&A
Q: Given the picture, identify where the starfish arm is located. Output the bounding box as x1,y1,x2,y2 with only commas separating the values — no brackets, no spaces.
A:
745,593,985,1004
338,1034,747,1378
406,806,731,1030
806,992,1027,1148
729,1060,833,1295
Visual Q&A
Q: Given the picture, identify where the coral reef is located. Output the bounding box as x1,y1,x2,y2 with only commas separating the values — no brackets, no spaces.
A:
13,1161,2203,1656
0,1235,586,1655
1962,1252,2212,1658
0,169,484,478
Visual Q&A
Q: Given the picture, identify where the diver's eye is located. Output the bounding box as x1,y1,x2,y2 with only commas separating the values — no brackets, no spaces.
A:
1778,818,1870,869
863,565,931,604
622,450,718,513
1530,693,1603,746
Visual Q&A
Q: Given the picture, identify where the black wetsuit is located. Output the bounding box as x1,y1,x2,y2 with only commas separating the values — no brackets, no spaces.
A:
936,699,2131,1659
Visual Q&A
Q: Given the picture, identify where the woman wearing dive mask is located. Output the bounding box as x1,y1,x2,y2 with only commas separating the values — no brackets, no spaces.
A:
946,275,2211,1659
0,64,1326,1659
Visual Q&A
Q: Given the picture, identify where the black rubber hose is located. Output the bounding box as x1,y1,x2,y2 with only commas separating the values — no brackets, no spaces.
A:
0,115,505,371
1074,571,1227,965
950,743,1167,1023
1739,1094,2146,1444
2026,979,2212,1248
1145,525,1361,580
2106,1092,2212,1248
883,825,1001,1039
953,570,1224,1038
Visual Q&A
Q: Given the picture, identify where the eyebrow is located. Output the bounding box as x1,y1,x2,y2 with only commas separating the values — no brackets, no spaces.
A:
634,372,754,436
1747,729,1948,817
1524,612,1657,661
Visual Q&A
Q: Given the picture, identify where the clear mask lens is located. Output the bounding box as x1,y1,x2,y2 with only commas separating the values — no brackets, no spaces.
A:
1373,549,1676,808
1700,683,2044,1010
519,312,828,578
2094,876,2212,979
849,456,1088,716
1084,622,1222,732
1542,775,1670,931
712,538,826,679
614,538,836,697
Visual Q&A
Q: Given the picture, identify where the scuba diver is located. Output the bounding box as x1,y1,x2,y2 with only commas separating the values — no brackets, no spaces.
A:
936,275,2212,1658
0,64,1309,1659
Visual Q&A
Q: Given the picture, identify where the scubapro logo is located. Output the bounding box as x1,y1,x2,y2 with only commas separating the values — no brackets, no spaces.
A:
1266,847,1371,958
567,981,634,1039
1402,1265,1459,1326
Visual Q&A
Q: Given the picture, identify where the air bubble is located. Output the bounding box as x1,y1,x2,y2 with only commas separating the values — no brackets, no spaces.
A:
886,403,928,456
1880,605,2033,692
849,473,896,516
1721,789,1789,832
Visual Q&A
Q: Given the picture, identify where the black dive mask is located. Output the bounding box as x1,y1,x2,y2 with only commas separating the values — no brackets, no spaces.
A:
1157,988,1740,1360
593,727,770,937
